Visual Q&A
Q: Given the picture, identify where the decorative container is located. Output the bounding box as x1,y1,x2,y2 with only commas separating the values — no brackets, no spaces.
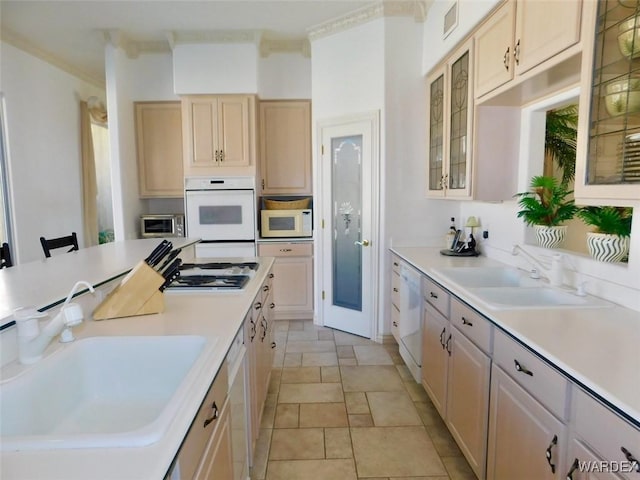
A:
586,232,630,262
534,225,567,249
604,77,640,116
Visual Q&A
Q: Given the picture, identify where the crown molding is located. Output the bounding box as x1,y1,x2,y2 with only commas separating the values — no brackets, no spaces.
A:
308,0,428,41
166,30,261,47
260,38,311,58
1,28,105,88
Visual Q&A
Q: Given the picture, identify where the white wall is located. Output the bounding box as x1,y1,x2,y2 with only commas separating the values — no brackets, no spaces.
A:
258,53,311,99
0,42,105,263
173,43,258,94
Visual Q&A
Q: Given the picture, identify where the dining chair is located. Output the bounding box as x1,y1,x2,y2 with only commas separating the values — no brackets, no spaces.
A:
40,232,79,258
0,242,13,268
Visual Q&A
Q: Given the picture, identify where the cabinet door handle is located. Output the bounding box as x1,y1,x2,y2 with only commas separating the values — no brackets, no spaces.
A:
445,334,452,356
503,46,510,71
271,341,277,349
545,434,557,474
254,302,262,310
514,359,533,376
461,316,473,327
269,273,274,278
393,287,399,292
566,458,579,479
203,401,219,428
270,302,275,309
250,319,256,341
393,262,399,267
621,446,640,472
514,39,520,65
439,327,446,348
393,321,398,327
430,291,438,299
263,285,270,292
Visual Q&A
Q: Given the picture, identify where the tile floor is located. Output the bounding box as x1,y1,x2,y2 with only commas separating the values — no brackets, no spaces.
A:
250,319,476,480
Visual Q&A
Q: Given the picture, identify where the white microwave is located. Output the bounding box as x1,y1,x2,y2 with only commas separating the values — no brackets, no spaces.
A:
261,209,312,238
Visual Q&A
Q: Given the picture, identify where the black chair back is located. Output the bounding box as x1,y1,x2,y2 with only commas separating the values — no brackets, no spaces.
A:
40,232,79,258
0,242,12,268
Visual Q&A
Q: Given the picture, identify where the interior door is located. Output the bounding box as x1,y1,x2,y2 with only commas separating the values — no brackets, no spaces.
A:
319,113,379,338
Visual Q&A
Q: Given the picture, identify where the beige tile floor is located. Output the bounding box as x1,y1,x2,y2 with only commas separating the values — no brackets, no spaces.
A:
250,320,476,480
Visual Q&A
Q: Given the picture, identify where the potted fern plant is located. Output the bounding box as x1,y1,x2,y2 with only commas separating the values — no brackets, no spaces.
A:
515,175,577,248
577,206,633,262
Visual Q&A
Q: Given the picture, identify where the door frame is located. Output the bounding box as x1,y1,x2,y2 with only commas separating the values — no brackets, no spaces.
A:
315,111,380,340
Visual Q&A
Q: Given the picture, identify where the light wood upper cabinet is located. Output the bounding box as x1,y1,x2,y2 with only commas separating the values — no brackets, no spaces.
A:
258,100,312,195
182,95,256,176
426,39,473,199
474,0,582,99
134,101,184,198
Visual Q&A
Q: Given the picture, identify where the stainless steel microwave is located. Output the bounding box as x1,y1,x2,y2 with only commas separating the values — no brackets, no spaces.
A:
261,209,312,238
140,214,185,238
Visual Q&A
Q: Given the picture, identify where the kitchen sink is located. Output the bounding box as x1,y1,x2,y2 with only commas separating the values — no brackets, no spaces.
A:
434,266,541,288
0,334,210,451
466,287,612,310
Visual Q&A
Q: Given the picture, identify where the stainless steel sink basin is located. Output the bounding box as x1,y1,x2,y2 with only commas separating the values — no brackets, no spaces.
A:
0,335,210,451
434,267,540,288
467,287,612,310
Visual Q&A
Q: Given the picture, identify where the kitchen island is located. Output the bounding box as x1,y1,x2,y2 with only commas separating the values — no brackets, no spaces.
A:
0,239,275,480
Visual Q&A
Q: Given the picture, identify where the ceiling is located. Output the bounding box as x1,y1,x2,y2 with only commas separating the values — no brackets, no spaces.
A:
0,0,390,85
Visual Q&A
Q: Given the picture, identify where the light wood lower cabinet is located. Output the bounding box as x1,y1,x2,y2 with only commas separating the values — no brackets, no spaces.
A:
487,364,567,480
390,255,401,342
421,294,491,479
566,439,624,480
257,242,313,320
194,398,233,480
168,365,229,480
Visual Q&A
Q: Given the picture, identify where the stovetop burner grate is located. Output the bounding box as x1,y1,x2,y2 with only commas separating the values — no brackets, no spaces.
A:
170,274,250,289
180,262,259,271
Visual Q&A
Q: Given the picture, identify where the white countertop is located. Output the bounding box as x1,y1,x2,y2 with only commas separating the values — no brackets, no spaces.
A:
0,240,275,480
391,246,640,428
0,238,200,326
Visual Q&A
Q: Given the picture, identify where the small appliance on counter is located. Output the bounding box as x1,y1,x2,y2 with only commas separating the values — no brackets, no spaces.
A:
140,214,184,238
259,196,313,238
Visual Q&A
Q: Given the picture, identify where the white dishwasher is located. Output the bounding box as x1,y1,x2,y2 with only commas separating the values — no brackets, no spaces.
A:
399,263,422,383
226,327,248,480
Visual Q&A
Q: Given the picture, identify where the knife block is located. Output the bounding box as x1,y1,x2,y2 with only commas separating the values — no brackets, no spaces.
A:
92,261,165,320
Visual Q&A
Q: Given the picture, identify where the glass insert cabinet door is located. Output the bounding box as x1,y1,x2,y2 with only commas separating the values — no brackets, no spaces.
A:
586,0,640,186
426,41,473,198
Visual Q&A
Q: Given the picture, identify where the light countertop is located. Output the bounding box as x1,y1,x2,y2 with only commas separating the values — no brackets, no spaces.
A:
0,239,274,480
391,246,640,428
0,238,200,327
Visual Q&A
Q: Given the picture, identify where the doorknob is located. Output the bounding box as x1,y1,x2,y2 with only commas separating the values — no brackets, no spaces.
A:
354,239,370,247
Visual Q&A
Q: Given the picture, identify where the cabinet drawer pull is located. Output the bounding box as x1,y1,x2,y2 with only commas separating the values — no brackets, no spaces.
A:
566,458,579,479
203,401,219,428
263,285,270,292
514,359,533,376
254,302,262,310
271,341,277,349
269,273,274,278
393,287,399,292
280,248,292,252
503,46,510,71
429,291,438,299
270,302,275,309
445,334,452,356
621,446,640,472
393,262,399,267
439,327,446,348
393,321,398,327
545,434,557,474
461,316,473,327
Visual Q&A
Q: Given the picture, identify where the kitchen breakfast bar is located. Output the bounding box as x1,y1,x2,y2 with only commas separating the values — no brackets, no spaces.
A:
0,238,275,479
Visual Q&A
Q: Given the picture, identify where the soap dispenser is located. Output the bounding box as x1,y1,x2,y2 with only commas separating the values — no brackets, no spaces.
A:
445,217,456,248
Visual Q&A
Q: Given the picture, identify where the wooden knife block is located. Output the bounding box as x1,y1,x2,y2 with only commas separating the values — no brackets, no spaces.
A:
93,261,165,320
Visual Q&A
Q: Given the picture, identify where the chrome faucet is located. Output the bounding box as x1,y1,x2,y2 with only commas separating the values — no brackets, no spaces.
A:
511,245,564,287
14,281,95,365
